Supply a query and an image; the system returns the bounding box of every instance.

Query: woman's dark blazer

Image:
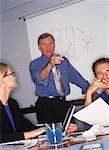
[0,98,36,143]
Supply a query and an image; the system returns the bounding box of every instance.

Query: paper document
[0,139,39,149]
[73,98,109,126]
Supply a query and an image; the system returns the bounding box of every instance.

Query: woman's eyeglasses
[4,72,16,77]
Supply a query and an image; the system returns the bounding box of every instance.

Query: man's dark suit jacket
[0,98,37,143]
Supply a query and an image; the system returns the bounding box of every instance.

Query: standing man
[84,57,109,107]
[29,33,89,124]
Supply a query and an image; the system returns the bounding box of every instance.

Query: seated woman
[0,63,77,143]
[84,57,109,107]
[0,63,45,143]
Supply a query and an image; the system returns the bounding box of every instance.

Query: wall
[0,19,37,124]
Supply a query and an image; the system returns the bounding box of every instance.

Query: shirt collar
[42,55,50,61]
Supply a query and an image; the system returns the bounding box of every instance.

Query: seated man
[84,57,109,106]
[67,57,109,131]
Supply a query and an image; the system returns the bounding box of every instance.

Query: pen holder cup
[46,122,63,145]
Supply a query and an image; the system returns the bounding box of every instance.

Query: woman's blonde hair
[0,63,8,78]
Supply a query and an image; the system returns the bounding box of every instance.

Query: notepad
[73,98,109,126]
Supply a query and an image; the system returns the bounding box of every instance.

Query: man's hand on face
[101,79,109,89]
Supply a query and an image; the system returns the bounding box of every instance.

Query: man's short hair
[92,57,109,76]
[38,33,55,45]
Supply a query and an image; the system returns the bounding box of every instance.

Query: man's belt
[38,96,65,100]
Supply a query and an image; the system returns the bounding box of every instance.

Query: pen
[7,142,25,145]
[45,123,52,131]
[52,123,57,144]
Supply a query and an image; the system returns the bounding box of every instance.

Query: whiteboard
[26,0,109,100]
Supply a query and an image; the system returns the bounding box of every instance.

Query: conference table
[0,133,109,150]
[29,133,109,150]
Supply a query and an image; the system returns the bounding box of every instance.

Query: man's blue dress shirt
[100,91,109,104]
[30,55,90,96]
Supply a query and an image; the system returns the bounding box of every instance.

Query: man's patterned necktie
[52,65,64,95]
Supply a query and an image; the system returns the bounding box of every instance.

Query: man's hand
[50,54,64,66]
[87,79,108,96]
[65,123,77,135]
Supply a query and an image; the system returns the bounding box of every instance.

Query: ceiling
[0,0,36,13]
[0,0,84,13]
[0,0,85,22]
